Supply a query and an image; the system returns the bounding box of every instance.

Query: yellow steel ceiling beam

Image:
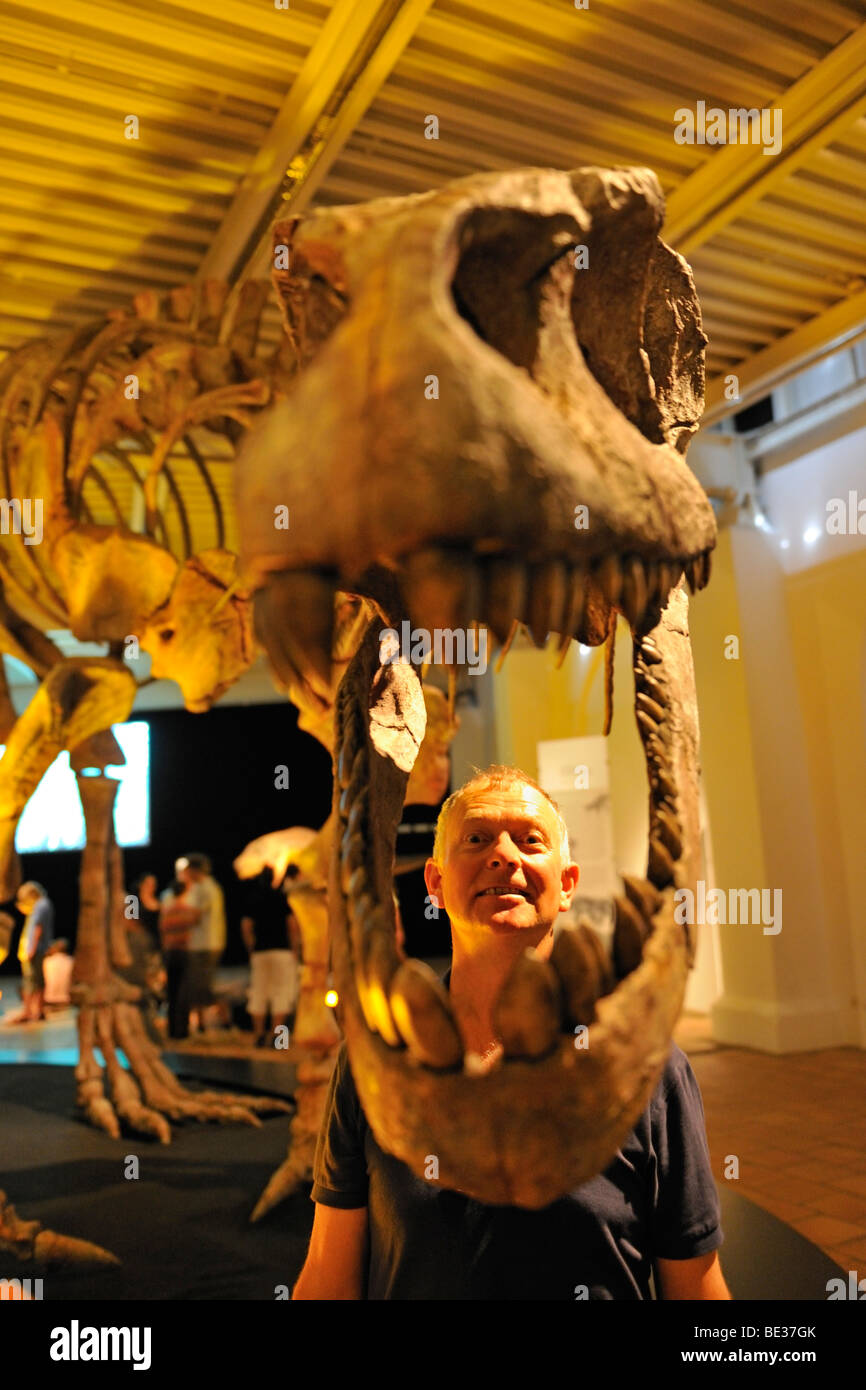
[663,23,866,253]
[702,288,866,427]
[198,0,435,285]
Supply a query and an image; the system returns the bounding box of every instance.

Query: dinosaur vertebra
[235,164,716,1207]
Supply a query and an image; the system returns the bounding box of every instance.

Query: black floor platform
[0,1063,312,1300]
[0,1062,846,1300]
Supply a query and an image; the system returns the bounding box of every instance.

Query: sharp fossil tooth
[613,896,649,977]
[346,746,367,799]
[613,905,647,970]
[637,671,666,706]
[528,559,567,646]
[347,865,367,903]
[482,557,527,645]
[656,769,677,802]
[550,924,607,1026]
[638,642,663,666]
[699,549,713,589]
[340,831,364,891]
[402,547,479,635]
[360,926,402,1048]
[561,562,587,638]
[620,555,647,628]
[554,633,573,669]
[347,791,368,843]
[337,741,353,789]
[594,554,623,607]
[351,890,375,933]
[636,708,659,739]
[578,918,616,994]
[636,690,665,724]
[622,873,661,922]
[648,837,675,888]
[685,558,697,594]
[389,959,464,1069]
[643,558,660,606]
[492,948,562,1059]
[655,806,683,861]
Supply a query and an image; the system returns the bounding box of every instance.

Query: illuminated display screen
[0,721,151,853]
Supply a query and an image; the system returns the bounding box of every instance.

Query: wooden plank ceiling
[2,0,866,452]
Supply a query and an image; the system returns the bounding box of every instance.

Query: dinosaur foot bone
[74,991,291,1141]
[0,1190,119,1269]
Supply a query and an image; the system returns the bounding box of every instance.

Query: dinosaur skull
[235,165,716,1207]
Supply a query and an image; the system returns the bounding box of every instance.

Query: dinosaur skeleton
[0,273,463,1253]
[235,164,717,1208]
[0,282,296,1261]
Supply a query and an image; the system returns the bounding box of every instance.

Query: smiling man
[293,765,730,1301]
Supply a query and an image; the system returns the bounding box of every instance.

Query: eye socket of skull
[450,208,583,373]
[448,178,707,457]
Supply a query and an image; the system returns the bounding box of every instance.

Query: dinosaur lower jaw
[296,563,701,1208]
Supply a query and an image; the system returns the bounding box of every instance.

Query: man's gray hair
[432,765,572,865]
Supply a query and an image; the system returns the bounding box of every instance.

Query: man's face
[425,784,579,937]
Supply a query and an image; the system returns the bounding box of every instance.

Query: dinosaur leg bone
[73,773,291,1140]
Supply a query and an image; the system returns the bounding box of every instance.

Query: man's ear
[424,858,443,908]
[559,862,580,912]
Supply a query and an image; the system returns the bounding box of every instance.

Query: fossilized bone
[235,682,458,1221]
[0,284,296,1261]
[235,164,716,1208]
[0,1189,119,1269]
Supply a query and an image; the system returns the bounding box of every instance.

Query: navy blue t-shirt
[311,1037,723,1300]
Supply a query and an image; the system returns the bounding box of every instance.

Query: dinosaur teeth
[685,549,713,593]
[392,546,707,670]
[636,708,659,739]
[340,828,364,892]
[550,922,609,1026]
[619,554,647,627]
[359,925,402,1048]
[636,670,666,705]
[492,948,563,1059]
[402,547,479,633]
[528,559,567,646]
[622,873,662,922]
[636,689,666,724]
[594,554,623,607]
[389,958,464,1069]
[648,837,675,889]
[482,557,528,645]
[613,896,650,978]
[654,805,683,861]
[562,561,587,637]
[699,548,713,589]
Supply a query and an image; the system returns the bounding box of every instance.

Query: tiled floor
[674,1012,866,1274]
